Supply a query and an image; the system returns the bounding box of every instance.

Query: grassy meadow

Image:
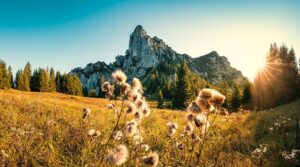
[0,89,300,166]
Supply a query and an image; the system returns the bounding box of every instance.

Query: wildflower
[196,97,214,113]
[121,83,131,95]
[184,123,194,135]
[128,89,142,101]
[142,107,151,117]
[186,112,194,122]
[187,101,200,113]
[88,129,101,137]
[166,122,178,137]
[107,104,115,109]
[175,142,185,150]
[142,152,159,167]
[126,101,137,113]
[106,144,129,165]
[199,89,213,99]
[112,70,127,84]
[101,81,111,92]
[193,113,207,128]
[208,90,225,106]
[141,144,150,151]
[281,149,300,163]
[191,132,201,142]
[112,130,123,141]
[269,127,274,132]
[124,120,138,136]
[82,108,91,120]
[133,134,143,145]
[251,144,268,158]
[134,111,143,121]
[88,129,96,136]
[132,77,143,92]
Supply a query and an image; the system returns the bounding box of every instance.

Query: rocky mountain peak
[132,25,147,37]
[72,25,248,96]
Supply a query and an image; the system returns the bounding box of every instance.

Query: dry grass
[0,89,299,166]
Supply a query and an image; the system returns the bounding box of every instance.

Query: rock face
[71,25,248,95]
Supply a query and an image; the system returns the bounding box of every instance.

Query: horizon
[0,0,300,80]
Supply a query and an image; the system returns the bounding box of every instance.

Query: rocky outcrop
[71,25,248,94]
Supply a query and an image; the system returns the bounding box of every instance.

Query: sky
[0,0,299,81]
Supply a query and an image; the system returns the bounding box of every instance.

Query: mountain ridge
[71,25,248,95]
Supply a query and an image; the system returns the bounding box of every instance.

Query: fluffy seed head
[191,132,201,142]
[184,123,194,135]
[208,90,225,106]
[175,142,185,150]
[186,112,194,122]
[133,134,143,145]
[142,107,151,117]
[196,97,214,113]
[125,120,138,136]
[82,108,91,120]
[88,129,96,136]
[132,77,143,92]
[194,113,207,128]
[141,144,150,151]
[101,82,111,92]
[199,89,213,99]
[128,89,142,101]
[142,152,159,167]
[126,101,137,113]
[121,83,131,95]
[112,70,127,84]
[166,122,178,137]
[106,144,129,165]
[107,104,115,109]
[112,130,123,141]
[187,101,200,113]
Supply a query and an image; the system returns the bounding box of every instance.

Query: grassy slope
[0,89,299,166]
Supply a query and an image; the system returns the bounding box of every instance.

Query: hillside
[71,25,248,96]
[0,90,299,166]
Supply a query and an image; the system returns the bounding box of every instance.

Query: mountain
[71,25,248,95]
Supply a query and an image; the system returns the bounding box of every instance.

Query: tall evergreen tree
[0,60,10,89]
[30,69,40,91]
[55,71,62,92]
[98,74,106,97]
[172,62,193,109]
[16,70,26,91]
[157,89,164,109]
[231,83,241,111]
[66,74,82,96]
[8,65,13,88]
[39,68,49,92]
[23,62,31,91]
[48,68,56,92]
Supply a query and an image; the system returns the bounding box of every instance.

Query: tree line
[0,61,82,96]
[252,43,300,109]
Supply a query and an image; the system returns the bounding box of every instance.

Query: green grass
[0,89,299,166]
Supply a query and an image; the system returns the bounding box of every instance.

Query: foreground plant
[164,88,225,165]
[94,70,159,166]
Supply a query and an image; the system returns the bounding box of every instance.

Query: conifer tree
[0,60,10,89]
[61,73,68,93]
[157,89,164,109]
[98,74,106,97]
[16,70,26,90]
[231,83,241,111]
[39,68,49,92]
[30,69,40,91]
[66,74,82,96]
[8,65,13,88]
[172,62,193,109]
[241,83,252,106]
[48,68,56,92]
[217,80,231,109]
[23,62,31,91]
[55,71,62,92]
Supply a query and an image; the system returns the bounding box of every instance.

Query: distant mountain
[71,25,248,95]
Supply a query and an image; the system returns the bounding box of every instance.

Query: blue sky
[0,0,299,80]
